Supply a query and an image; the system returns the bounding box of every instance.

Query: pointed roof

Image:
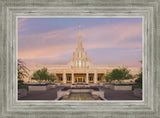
[77,24,83,49]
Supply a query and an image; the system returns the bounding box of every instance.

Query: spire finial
[77,24,83,49]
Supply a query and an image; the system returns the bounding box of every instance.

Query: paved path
[101,87,142,100]
[19,87,63,100]
[19,86,142,100]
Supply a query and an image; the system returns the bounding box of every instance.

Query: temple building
[26,25,140,84]
[43,24,123,84]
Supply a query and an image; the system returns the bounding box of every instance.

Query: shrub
[135,71,142,88]
[90,87,99,91]
[18,85,29,91]
[61,87,71,91]
[104,68,133,83]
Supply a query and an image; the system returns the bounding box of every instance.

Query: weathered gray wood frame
[0,0,159,118]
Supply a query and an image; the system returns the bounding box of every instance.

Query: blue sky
[18,17,142,67]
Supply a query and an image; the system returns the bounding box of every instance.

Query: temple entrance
[74,74,86,83]
[76,77,85,82]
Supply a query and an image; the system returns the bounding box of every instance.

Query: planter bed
[25,84,55,86]
[28,84,56,91]
[28,86,47,91]
[113,85,132,91]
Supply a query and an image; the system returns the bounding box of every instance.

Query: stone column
[86,73,89,84]
[72,73,74,84]
[94,71,97,84]
[63,72,66,84]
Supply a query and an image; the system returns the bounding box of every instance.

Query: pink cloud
[19,21,142,49]
[18,21,142,67]
[18,43,75,59]
[81,22,142,49]
[41,26,77,41]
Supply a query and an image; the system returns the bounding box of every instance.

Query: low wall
[57,90,70,98]
[55,83,61,86]
[104,84,114,89]
[29,85,56,91]
[98,83,104,86]
[71,89,91,93]
[89,84,99,86]
[71,85,90,88]
[113,85,132,91]
[91,90,104,98]
[133,88,142,98]
[46,85,56,89]
[29,86,47,91]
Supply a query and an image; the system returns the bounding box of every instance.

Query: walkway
[101,87,142,100]
[19,87,63,100]
[19,86,142,100]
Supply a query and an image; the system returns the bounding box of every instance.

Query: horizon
[18,17,142,68]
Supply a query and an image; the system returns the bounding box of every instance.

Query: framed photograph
[18,17,143,101]
[0,0,159,118]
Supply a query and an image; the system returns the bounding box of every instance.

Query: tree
[104,68,133,83]
[31,67,56,84]
[104,72,112,83]
[135,70,142,88]
[18,59,29,81]
[48,73,56,83]
[135,60,142,88]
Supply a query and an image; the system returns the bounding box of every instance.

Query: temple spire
[77,24,83,49]
[79,24,81,37]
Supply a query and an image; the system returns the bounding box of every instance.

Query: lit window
[67,77,70,81]
[60,77,63,81]
[79,60,81,67]
[79,50,81,57]
[90,77,93,81]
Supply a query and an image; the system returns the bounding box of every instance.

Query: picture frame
[0,0,159,118]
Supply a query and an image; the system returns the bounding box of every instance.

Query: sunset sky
[18,17,142,67]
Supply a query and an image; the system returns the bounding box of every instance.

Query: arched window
[79,60,81,67]
[79,50,81,58]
